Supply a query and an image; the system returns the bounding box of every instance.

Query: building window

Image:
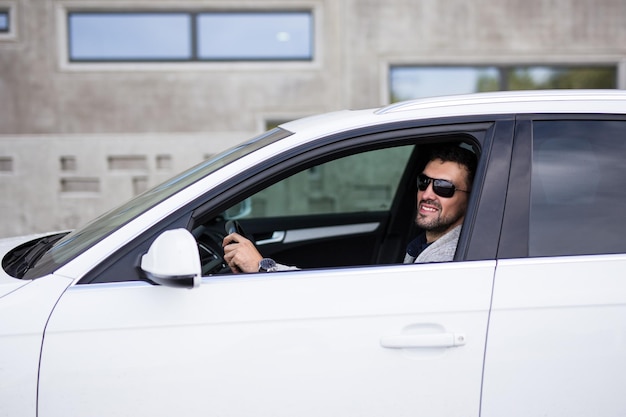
[0,10,9,32]
[390,65,618,102]
[197,12,312,60]
[67,10,313,63]
[68,13,192,61]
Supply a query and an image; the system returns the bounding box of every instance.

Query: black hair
[428,144,477,189]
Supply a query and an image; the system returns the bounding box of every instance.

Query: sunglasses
[417,173,468,198]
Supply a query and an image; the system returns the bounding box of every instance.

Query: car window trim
[498,113,626,260]
[460,119,515,261]
[83,117,503,284]
[191,119,497,224]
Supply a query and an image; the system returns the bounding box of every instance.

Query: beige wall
[1,0,626,237]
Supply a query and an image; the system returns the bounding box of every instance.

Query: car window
[529,120,626,257]
[240,146,414,218]
[20,128,292,279]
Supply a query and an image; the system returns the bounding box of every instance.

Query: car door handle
[380,333,466,349]
[256,231,286,245]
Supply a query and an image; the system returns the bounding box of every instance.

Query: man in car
[222,144,477,273]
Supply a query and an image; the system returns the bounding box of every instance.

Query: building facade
[1,0,625,237]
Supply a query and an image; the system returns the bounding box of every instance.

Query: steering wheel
[195,220,248,275]
[225,220,246,236]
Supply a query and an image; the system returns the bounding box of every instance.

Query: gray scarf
[403,225,462,264]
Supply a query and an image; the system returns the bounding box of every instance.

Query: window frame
[0,10,9,32]
[0,1,16,41]
[80,117,502,284]
[499,114,626,259]
[67,11,194,62]
[63,7,315,66]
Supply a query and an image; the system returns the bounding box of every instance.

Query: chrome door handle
[380,333,466,349]
[256,231,286,245]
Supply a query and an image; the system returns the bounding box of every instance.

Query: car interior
[190,137,481,275]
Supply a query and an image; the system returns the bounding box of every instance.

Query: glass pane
[68,13,192,61]
[390,66,500,101]
[0,11,8,32]
[390,65,618,102]
[197,12,312,60]
[22,128,292,279]
[246,146,414,218]
[507,67,617,90]
[530,120,626,257]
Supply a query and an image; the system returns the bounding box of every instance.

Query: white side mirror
[141,228,201,289]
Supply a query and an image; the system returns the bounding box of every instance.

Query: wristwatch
[258,258,278,272]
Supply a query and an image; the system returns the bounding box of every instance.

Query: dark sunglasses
[417,173,468,198]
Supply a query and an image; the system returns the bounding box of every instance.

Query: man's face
[416,158,470,242]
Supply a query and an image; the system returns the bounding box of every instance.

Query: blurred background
[0,0,624,238]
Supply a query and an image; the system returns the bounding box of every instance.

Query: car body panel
[39,261,495,416]
[0,274,72,417]
[482,255,626,417]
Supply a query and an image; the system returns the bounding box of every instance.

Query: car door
[39,262,495,417]
[482,117,626,417]
[37,122,511,417]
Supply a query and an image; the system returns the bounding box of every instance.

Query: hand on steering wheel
[222,220,263,273]
[195,220,249,275]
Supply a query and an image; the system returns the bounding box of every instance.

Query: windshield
[22,128,293,279]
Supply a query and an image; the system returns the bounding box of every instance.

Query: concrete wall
[1,0,625,237]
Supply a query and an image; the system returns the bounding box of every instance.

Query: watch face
[259,258,277,272]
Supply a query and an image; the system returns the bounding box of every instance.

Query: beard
[415,199,464,235]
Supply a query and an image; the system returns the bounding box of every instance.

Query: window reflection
[506,67,616,90]
[67,10,313,62]
[390,67,500,101]
[197,12,312,60]
[0,11,9,32]
[244,146,413,218]
[530,120,626,257]
[69,13,192,61]
[390,66,617,101]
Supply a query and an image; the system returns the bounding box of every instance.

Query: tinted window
[530,120,626,256]
[243,146,414,218]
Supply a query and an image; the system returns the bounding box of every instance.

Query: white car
[3,90,626,417]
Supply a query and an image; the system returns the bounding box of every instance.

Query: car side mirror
[140,228,201,289]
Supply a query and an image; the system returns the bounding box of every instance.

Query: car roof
[376,89,626,115]
[280,89,626,139]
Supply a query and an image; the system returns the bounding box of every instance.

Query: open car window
[192,144,418,274]
[81,128,486,285]
[192,137,480,275]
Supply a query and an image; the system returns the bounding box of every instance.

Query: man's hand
[222,233,263,273]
